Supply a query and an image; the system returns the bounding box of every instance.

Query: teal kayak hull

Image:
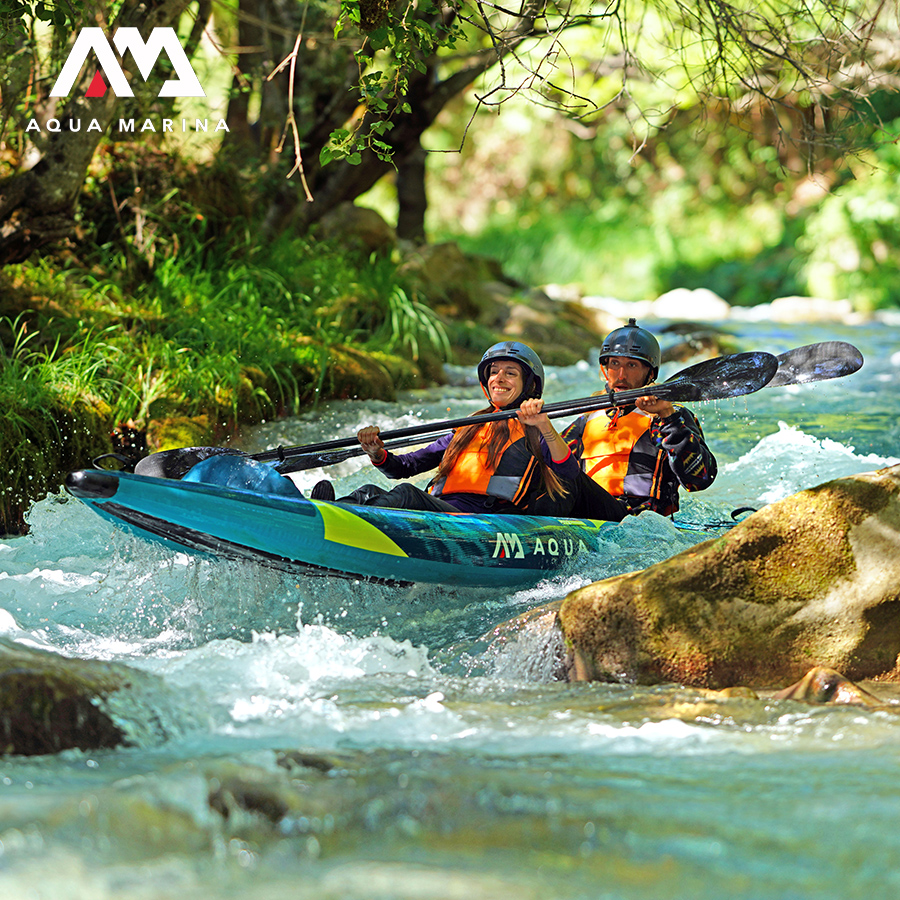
[65,468,621,588]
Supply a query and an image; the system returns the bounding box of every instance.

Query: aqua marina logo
[50,27,205,98]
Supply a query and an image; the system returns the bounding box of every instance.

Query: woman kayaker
[313,342,577,515]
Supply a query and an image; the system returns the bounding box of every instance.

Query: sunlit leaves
[0,0,83,40]
[321,0,464,165]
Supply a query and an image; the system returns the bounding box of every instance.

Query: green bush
[800,123,900,311]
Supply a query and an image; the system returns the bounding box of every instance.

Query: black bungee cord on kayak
[672,506,759,531]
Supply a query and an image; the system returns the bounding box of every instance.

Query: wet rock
[772,666,886,706]
[0,638,134,755]
[400,241,503,319]
[497,290,618,367]
[559,463,900,688]
[147,413,215,453]
[660,334,728,363]
[478,605,568,681]
[658,321,739,363]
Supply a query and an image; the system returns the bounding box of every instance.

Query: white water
[1,319,899,899]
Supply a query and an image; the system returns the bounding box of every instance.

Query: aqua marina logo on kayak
[491,532,588,559]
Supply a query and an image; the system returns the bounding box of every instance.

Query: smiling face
[486,360,525,407]
[601,356,653,391]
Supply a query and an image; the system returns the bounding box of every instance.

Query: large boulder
[559,463,900,688]
[400,241,503,320]
[399,244,619,366]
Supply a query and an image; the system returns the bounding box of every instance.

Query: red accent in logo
[86,70,107,98]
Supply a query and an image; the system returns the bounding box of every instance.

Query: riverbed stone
[771,666,886,706]
[0,638,133,755]
[318,202,396,253]
[559,463,900,688]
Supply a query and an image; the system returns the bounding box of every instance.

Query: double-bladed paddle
[127,341,862,479]
[272,350,778,474]
[132,350,775,478]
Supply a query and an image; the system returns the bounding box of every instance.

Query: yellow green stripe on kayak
[316,501,408,557]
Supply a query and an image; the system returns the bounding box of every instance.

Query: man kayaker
[312,342,578,515]
[561,318,717,521]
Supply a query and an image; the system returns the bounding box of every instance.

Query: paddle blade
[659,351,779,402]
[767,341,864,388]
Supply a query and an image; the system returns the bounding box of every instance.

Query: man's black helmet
[477,341,545,403]
[599,318,661,379]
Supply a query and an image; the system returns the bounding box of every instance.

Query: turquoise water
[1,318,899,899]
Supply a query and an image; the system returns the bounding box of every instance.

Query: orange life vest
[431,421,537,506]
[577,408,661,499]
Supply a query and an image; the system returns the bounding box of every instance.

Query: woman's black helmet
[477,341,545,403]
[599,318,661,379]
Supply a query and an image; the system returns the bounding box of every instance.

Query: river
[1,315,899,899]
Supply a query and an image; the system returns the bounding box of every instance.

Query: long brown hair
[435,407,568,502]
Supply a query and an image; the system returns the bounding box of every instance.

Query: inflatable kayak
[65,466,622,588]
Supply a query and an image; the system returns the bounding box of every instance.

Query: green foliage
[0,313,112,533]
[323,0,460,166]
[0,0,82,42]
[429,72,900,308]
[799,121,900,310]
[7,211,449,430]
[0,205,453,525]
[441,185,804,305]
[655,232,806,307]
[349,255,450,361]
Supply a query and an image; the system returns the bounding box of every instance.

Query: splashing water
[1,319,900,900]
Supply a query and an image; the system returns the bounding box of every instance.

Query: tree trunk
[396,140,428,243]
[222,0,295,163]
[260,5,544,242]
[0,0,200,265]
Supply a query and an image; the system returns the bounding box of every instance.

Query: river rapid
[1,316,899,899]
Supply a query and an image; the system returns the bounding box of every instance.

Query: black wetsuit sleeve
[655,407,717,491]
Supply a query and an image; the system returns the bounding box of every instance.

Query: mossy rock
[292,338,427,403]
[147,414,217,452]
[560,464,900,688]
[0,639,132,756]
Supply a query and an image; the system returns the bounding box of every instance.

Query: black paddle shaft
[254,351,777,464]
[276,345,863,474]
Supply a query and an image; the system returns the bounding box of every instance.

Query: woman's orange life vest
[430,421,537,506]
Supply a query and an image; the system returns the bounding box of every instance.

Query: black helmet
[477,341,545,402]
[599,318,661,379]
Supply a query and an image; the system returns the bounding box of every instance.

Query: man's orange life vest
[576,408,664,502]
